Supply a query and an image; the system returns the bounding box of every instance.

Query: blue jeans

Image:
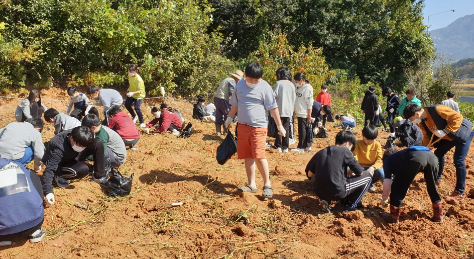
[342,121,356,128]
[434,129,474,194]
[13,146,34,165]
[125,97,144,123]
[363,166,384,184]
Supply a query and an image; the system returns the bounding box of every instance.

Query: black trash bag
[373,114,381,127]
[105,168,134,197]
[179,122,193,139]
[267,114,278,138]
[307,123,314,143]
[315,127,328,138]
[384,136,396,149]
[216,131,237,165]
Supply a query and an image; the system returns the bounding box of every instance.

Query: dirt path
[1,88,473,258]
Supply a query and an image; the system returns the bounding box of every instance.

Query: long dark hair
[28,89,41,107]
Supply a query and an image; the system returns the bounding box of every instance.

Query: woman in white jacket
[292,73,313,153]
[15,89,47,122]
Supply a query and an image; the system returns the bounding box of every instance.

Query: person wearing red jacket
[146,103,182,135]
[107,106,140,150]
[316,84,334,122]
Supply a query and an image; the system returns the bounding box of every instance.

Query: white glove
[85,105,92,115]
[145,127,150,134]
[126,92,133,97]
[433,129,446,138]
[375,110,380,116]
[380,199,389,207]
[382,179,392,201]
[224,117,233,129]
[45,193,55,205]
[313,127,319,135]
[277,124,286,137]
[317,122,322,128]
[311,117,316,123]
[389,108,394,113]
[34,162,43,172]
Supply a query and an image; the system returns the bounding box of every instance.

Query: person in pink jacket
[146,104,182,135]
[107,106,140,150]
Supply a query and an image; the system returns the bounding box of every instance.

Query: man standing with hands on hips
[225,62,285,199]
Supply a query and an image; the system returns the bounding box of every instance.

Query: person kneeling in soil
[381,146,443,223]
[44,108,82,135]
[305,130,374,212]
[107,105,140,150]
[192,96,207,121]
[145,103,182,135]
[42,126,107,206]
[82,114,127,168]
[0,158,46,246]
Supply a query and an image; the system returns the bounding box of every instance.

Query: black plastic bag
[307,123,314,143]
[384,136,396,149]
[373,114,381,127]
[267,114,277,138]
[105,168,134,197]
[315,127,328,138]
[179,122,193,139]
[216,131,237,165]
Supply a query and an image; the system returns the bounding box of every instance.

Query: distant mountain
[452,58,474,79]
[430,14,474,62]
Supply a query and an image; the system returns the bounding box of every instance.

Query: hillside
[431,14,474,61]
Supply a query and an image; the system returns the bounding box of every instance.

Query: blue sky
[422,0,474,31]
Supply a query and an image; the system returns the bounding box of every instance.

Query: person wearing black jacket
[192,96,206,121]
[395,119,423,147]
[41,126,106,206]
[361,86,379,127]
[382,87,400,137]
[305,131,374,212]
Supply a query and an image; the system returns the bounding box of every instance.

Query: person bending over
[66,86,90,120]
[107,105,140,150]
[306,130,374,212]
[44,108,82,135]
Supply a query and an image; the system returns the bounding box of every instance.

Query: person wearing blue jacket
[0,158,45,245]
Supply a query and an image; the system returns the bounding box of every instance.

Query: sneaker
[55,175,70,188]
[130,145,138,150]
[282,148,289,153]
[266,142,273,149]
[29,228,45,243]
[277,147,282,153]
[289,138,296,145]
[445,190,464,201]
[0,241,12,246]
[290,148,304,153]
[139,123,146,128]
[216,132,221,136]
[320,200,331,212]
[172,129,180,136]
[368,185,376,192]
[132,115,139,124]
[305,147,311,152]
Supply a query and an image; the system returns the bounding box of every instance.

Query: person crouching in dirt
[305,130,374,213]
[0,158,46,246]
[381,146,443,223]
[145,103,182,135]
[107,105,140,150]
[192,96,207,121]
[41,126,107,206]
[225,62,285,199]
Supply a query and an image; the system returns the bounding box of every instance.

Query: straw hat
[230,70,244,80]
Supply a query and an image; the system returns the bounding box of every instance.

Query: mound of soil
[1,88,474,258]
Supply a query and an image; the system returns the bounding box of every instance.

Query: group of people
[0,62,471,245]
[0,64,187,245]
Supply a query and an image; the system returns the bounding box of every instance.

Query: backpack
[179,122,193,139]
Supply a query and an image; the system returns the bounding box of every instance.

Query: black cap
[369,86,375,92]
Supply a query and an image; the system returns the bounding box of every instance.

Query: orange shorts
[236,123,268,159]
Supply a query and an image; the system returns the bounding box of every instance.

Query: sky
[422,0,474,31]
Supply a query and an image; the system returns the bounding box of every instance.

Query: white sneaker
[291,148,304,153]
[0,241,12,246]
[132,115,139,123]
[266,143,273,149]
[29,228,46,243]
[282,148,289,153]
[139,123,146,128]
[172,129,180,136]
[305,147,312,152]
[277,147,282,153]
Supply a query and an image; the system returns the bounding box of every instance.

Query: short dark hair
[244,62,263,79]
[322,105,331,115]
[151,107,159,113]
[160,103,168,110]
[405,88,415,95]
[382,147,398,160]
[294,72,306,82]
[335,130,356,151]
[44,108,59,122]
[362,125,378,140]
[447,91,455,98]
[26,118,44,132]
[197,96,205,103]
[88,107,100,118]
[108,105,121,117]
[70,126,94,147]
[321,84,327,89]
[403,103,422,119]
[67,86,77,96]
[128,64,138,72]
[82,114,102,128]
[276,67,292,81]
[87,85,100,94]
[382,87,392,96]
[335,114,341,120]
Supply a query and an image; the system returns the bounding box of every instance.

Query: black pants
[387,113,396,133]
[275,117,290,149]
[123,138,139,148]
[297,117,311,149]
[340,171,372,209]
[70,108,86,121]
[21,102,44,122]
[364,113,375,127]
[78,138,106,178]
[390,151,441,207]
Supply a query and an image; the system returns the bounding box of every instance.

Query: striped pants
[341,171,372,209]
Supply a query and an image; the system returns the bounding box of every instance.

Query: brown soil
[1,88,474,258]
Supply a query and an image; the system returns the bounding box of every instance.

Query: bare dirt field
[1,87,474,258]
